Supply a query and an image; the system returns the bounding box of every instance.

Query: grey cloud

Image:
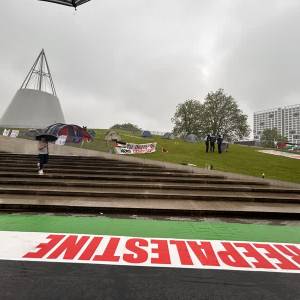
[1,0,300,131]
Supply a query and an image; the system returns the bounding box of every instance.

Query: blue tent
[185,134,199,143]
[142,130,152,138]
[163,132,175,140]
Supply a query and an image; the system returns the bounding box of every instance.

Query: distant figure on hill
[210,135,216,152]
[37,138,49,175]
[205,134,211,153]
[217,134,223,154]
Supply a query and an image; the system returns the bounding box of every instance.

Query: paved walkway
[0,214,299,299]
[258,149,300,160]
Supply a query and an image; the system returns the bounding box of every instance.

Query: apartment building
[253,104,300,144]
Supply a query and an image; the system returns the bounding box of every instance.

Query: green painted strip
[0,214,299,243]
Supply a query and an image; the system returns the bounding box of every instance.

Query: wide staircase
[0,153,300,218]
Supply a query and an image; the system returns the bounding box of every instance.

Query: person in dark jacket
[210,135,216,152]
[205,134,211,153]
[37,137,49,175]
[217,134,223,154]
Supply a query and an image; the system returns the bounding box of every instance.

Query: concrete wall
[0,136,100,157]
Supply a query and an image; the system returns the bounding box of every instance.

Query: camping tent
[142,130,152,138]
[24,128,44,139]
[88,129,96,138]
[45,123,92,143]
[162,132,175,140]
[105,130,121,142]
[185,134,199,143]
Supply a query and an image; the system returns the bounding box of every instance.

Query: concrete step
[0,163,171,172]
[0,153,297,219]
[0,186,299,203]
[0,172,266,185]
[0,157,157,166]
[0,194,299,218]
[0,154,125,164]
[0,179,297,193]
[0,153,114,160]
[0,161,164,169]
[0,167,225,178]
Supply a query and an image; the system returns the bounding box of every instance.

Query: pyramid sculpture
[0,49,65,128]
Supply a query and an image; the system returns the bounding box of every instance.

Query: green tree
[201,89,250,141]
[171,99,203,136]
[260,128,287,148]
[171,89,250,141]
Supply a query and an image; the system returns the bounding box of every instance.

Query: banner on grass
[55,135,67,146]
[115,142,157,155]
[10,130,19,138]
[2,129,10,137]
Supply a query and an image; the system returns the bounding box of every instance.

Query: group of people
[205,134,223,154]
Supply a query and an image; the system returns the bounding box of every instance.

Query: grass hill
[78,129,300,184]
[1,127,299,183]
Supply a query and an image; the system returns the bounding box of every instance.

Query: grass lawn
[77,129,300,184]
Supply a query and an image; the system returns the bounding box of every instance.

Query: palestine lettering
[23,234,300,273]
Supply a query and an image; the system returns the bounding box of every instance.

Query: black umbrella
[36,134,58,142]
[39,0,91,9]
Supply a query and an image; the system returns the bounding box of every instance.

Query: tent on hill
[142,130,152,138]
[24,128,44,139]
[105,130,121,142]
[184,134,199,143]
[162,132,175,140]
[88,129,96,138]
[45,123,93,143]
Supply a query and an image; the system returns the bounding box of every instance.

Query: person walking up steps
[38,137,49,175]
[205,134,211,153]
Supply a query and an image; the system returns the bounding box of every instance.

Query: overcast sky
[1,0,300,131]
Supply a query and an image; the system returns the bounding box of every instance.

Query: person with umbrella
[36,134,57,175]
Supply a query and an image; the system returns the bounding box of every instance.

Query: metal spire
[21,49,57,96]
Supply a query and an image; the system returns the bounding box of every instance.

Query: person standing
[217,134,223,154]
[210,135,216,152]
[38,137,49,175]
[205,134,211,153]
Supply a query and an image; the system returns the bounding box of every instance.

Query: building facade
[253,104,300,144]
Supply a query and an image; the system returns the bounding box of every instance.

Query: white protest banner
[115,142,157,155]
[10,130,19,138]
[2,129,10,137]
[55,135,67,146]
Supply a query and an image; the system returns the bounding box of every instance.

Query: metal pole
[38,49,44,91]
[21,50,42,89]
[44,50,57,96]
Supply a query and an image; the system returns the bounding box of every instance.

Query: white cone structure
[0,49,65,128]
